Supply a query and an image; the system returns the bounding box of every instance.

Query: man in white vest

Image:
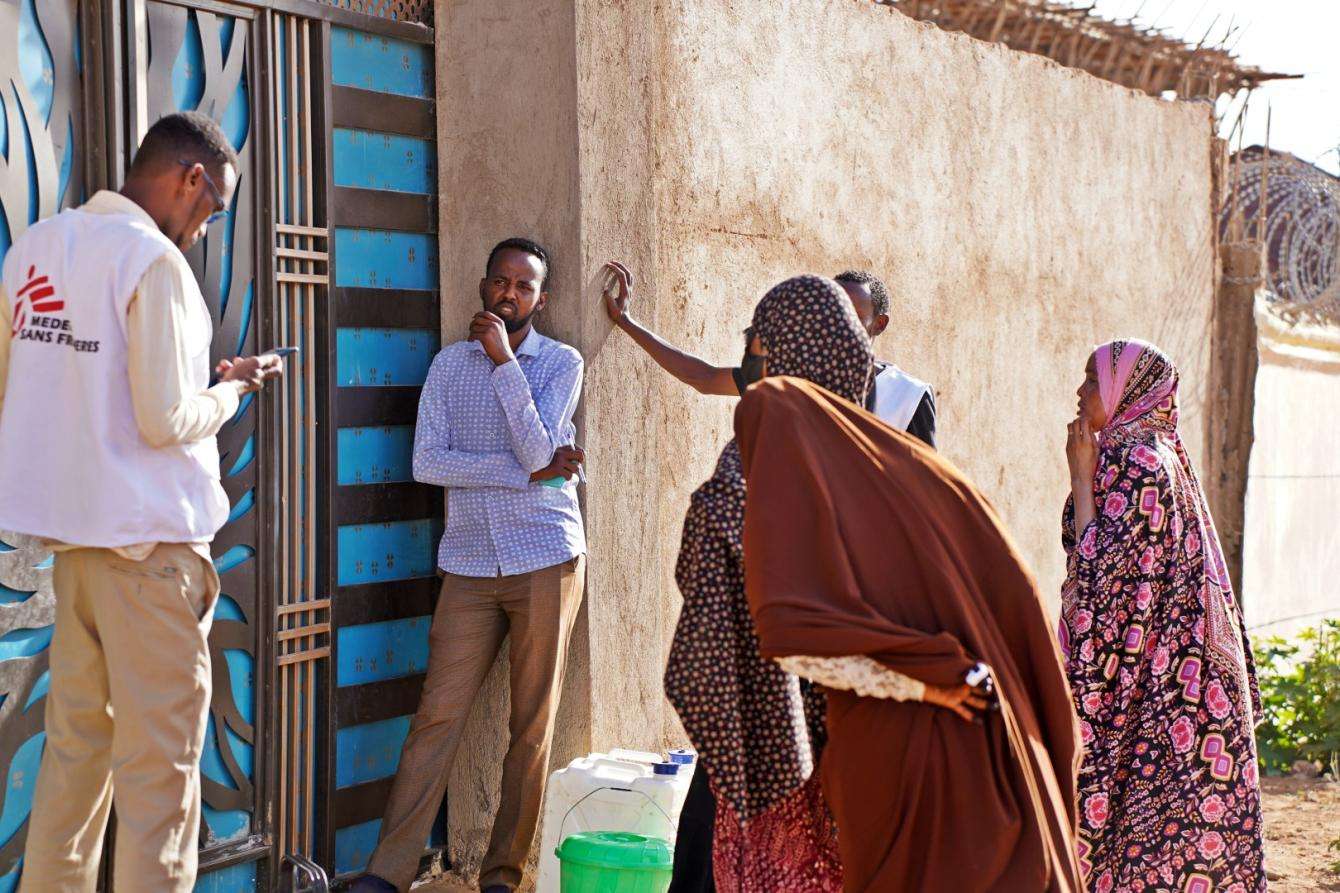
[832,269,936,448]
[0,111,281,893]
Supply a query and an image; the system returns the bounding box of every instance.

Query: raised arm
[617,317,741,396]
[602,261,741,397]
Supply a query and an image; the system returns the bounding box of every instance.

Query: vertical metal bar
[270,11,291,863]
[125,0,151,151]
[301,18,319,859]
[286,13,304,859]
[101,0,129,187]
[253,11,282,885]
[287,10,301,637]
[290,659,300,856]
[314,18,338,869]
[79,0,109,194]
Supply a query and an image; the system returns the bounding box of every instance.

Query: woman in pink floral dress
[1061,339,1266,892]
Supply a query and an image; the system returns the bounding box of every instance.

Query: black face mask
[738,327,766,388]
[739,349,766,388]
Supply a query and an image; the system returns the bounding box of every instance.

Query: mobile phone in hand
[264,346,300,359]
[965,662,1000,711]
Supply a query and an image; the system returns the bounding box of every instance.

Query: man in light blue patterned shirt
[358,238,586,893]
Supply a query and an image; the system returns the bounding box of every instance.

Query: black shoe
[348,875,397,893]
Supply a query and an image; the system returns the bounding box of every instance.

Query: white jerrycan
[535,753,653,892]
[535,749,698,892]
[629,761,692,837]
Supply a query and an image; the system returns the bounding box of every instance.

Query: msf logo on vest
[10,265,100,353]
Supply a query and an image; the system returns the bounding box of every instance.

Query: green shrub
[1252,619,1340,777]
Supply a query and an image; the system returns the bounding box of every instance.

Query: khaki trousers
[367,556,586,892]
[19,544,219,893]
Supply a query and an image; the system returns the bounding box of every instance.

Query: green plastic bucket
[556,831,673,893]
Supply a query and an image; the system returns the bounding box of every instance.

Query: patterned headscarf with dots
[750,274,873,404]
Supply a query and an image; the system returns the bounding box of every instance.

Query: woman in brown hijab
[735,374,1084,892]
[664,276,986,892]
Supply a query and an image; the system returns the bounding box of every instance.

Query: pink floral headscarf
[1089,339,1230,592]
[1093,338,1178,433]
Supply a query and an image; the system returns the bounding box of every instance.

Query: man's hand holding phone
[531,445,585,485]
[216,352,286,393]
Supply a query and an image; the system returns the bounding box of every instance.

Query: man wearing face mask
[352,238,586,893]
[600,262,936,447]
[0,111,281,892]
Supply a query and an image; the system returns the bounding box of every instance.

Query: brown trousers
[367,556,586,892]
[19,544,219,893]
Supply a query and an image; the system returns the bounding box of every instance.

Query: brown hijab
[736,376,1082,893]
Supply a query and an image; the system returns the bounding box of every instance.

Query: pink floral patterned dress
[1061,340,1265,893]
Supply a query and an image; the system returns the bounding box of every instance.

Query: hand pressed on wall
[601,260,634,326]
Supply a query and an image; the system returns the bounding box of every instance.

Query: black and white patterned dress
[664,275,876,892]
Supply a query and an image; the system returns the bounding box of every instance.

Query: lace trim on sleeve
[777,655,926,702]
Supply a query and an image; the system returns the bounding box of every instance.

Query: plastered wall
[1241,317,1340,641]
[433,0,1217,884]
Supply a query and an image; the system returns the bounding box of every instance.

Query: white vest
[0,204,229,546]
[872,364,931,431]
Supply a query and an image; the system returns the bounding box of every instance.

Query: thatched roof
[875,0,1297,101]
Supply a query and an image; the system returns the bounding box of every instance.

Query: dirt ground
[1263,776,1340,892]
[416,776,1340,892]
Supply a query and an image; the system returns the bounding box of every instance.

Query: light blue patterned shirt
[413,329,586,577]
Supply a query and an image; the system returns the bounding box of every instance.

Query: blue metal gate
[0,1,440,889]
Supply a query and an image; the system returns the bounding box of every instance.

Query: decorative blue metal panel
[336,617,431,687]
[328,21,440,881]
[199,611,256,845]
[336,521,439,586]
[336,426,415,485]
[0,0,83,258]
[332,816,442,879]
[193,861,258,893]
[332,129,433,194]
[333,819,381,878]
[334,715,411,788]
[330,27,431,98]
[4,3,439,889]
[332,228,436,290]
[335,327,437,387]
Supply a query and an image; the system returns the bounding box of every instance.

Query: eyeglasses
[179,159,230,225]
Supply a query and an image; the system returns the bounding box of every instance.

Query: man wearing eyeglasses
[0,111,281,893]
